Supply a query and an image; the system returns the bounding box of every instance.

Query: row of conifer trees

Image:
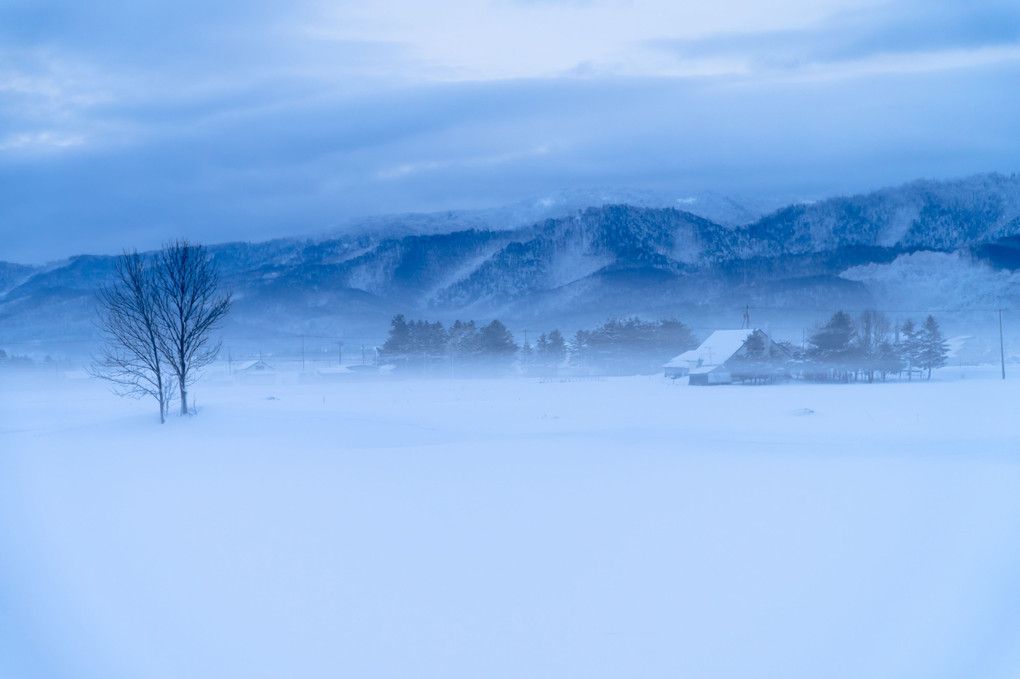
[378,315,697,374]
[798,311,949,382]
[377,310,951,380]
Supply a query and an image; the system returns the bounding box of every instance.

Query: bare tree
[153,239,231,415]
[90,251,175,423]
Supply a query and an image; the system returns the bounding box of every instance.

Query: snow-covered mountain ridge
[3,173,1020,347]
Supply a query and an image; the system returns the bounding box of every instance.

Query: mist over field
[4,366,1020,679]
[6,137,1020,679]
[6,0,1020,676]
[4,197,1020,678]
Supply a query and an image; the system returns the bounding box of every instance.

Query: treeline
[378,310,952,381]
[379,315,519,374]
[799,311,949,382]
[0,349,57,368]
[568,317,695,374]
[378,315,697,375]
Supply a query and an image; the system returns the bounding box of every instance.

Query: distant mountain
[3,173,1020,357]
[742,173,1020,255]
[316,187,788,241]
[0,261,40,297]
[671,191,796,228]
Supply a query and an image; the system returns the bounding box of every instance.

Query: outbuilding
[664,329,789,385]
[236,358,275,384]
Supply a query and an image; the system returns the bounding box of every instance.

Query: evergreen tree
[900,318,921,380]
[727,330,792,384]
[728,330,768,383]
[418,321,448,359]
[535,332,549,356]
[379,315,447,372]
[478,320,518,366]
[545,329,567,365]
[570,329,592,366]
[807,311,856,381]
[876,339,904,380]
[567,316,695,374]
[448,320,480,363]
[381,314,411,357]
[917,315,949,379]
[743,331,766,357]
[533,329,567,375]
[657,319,696,356]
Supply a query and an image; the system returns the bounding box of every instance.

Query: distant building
[664,329,789,385]
[236,358,274,374]
[314,364,382,382]
[236,358,275,384]
[315,365,354,382]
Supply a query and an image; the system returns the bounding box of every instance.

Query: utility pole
[999,309,1006,380]
[338,341,343,367]
[742,305,750,329]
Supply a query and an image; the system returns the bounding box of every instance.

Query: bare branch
[90,251,173,423]
[152,239,232,415]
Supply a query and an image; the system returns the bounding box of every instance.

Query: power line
[740,306,1017,314]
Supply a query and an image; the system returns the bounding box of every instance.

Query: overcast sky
[3,0,1020,262]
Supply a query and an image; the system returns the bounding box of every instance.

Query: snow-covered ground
[3,368,1020,679]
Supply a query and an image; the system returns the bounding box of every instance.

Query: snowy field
[3,367,1020,679]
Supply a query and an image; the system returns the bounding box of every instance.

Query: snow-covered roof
[690,365,726,375]
[237,359,273,371]
[946,335,973,358]
[664,349,699,368]
[315,366,354,375]
[664,329,756,368]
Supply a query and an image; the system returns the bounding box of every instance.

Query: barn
[664,329,788,385]
[235,358,275,384]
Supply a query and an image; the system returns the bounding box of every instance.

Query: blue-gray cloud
[5,63,1020,262]
[502,0,599,5]
[655,0,1020,69]
[3,0,1020,263]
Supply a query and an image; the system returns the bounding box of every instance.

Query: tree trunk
[157,376,165,424]
[180,389,188,416]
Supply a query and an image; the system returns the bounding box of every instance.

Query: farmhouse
[235,358,275,384]
[664,329,789,385]
[311,364,384,382]
[236,358,274,374]
[315,365,354,382]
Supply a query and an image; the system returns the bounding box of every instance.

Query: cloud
[501,0,601,6]
[2,0,1020,262]
[653,0,1020,73]
[0,131,84,150]
[3,63,1020,262]
[376,145,554,180]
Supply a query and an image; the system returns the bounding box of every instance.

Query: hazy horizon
[4,0,1020,262]
[4,171,1018,266]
